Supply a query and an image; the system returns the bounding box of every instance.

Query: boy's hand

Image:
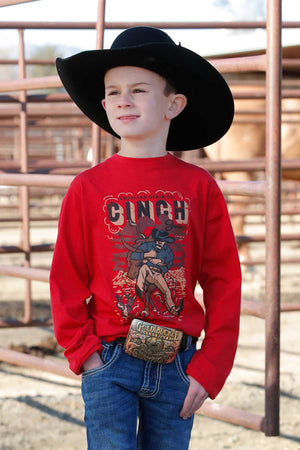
[82,351,103,372]
[180,376,208,420]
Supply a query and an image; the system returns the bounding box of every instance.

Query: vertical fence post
[18,28,32,323]
[91,0,107,166]
[264,0,282,436]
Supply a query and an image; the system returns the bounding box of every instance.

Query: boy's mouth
[118,114,139,121]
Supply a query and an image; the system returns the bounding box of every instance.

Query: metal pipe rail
[2,158,300,174]
[197,158,300,173]
[0,60,299,94]
[0,172,267,196]
[0,20,299,30]
[0,264,49,282]
[0,347,78,379]
[0,0,39,6]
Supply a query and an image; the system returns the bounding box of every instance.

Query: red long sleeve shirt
[50,153,241,399]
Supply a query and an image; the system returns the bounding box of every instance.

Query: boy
[50,27,241,450]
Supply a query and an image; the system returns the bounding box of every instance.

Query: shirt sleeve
[50,177,102,375]
[186,179,242,399]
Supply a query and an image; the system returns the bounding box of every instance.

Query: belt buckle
[124,319,183,364]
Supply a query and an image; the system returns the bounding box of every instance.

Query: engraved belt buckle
[124,319,183,364]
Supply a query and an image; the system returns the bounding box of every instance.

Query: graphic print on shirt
[103,190,190,322]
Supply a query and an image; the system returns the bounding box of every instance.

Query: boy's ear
[101,99,106,110]
[166,94,187,120]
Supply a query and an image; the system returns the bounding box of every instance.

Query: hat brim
[56,43,234,151]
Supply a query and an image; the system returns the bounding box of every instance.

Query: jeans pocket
[175,344,196,386]
[175,353,190,385]
[82,343,121,378]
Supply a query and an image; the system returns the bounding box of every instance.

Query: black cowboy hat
[151,229,174,243]
[56,26,234,151]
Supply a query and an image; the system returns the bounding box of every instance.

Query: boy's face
[102,66,185,143]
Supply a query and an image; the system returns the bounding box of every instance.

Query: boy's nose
[118,92,133,108]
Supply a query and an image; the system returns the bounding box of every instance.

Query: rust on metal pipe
[264,0,282,436]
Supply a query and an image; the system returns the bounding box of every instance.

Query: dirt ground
[0,210,300,449]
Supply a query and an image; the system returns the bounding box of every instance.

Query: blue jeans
[81,339,196,450]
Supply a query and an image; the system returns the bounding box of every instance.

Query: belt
[113,333,197,352]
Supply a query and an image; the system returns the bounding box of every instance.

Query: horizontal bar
[0,93,70,102]
[0,264,49,281]
[0,172,266,196]
[241,257,300,265]
[232,89,300,99]
[0,0,39,6]
[0,21,299,30]
[280,303,300,312]
[230,207,300,216]
[198,158,300,172]
[197,402,264,431]
[241,300,265,318]
[1,158,299,174]
[0,243,55,252]
[0,58,296,70]
[0,59,54,65]
[237,233,300,244]
[0,346,78,380]
[9,55,300,74]
[217,180,265,196]
[242,300,300,315]
[0,172,73,187]
[0,317,53,328]
[0,103,82,116]
[1,298,297,329]
[213,55,266,73]
[0,75,61,93]
[0,159,90,170]
[2,57,266,92]
[1,87,299,102]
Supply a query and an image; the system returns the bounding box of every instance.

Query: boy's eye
[133,88,146,94]
[107,90,119,96]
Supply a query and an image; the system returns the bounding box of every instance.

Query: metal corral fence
[0,0,299,437]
